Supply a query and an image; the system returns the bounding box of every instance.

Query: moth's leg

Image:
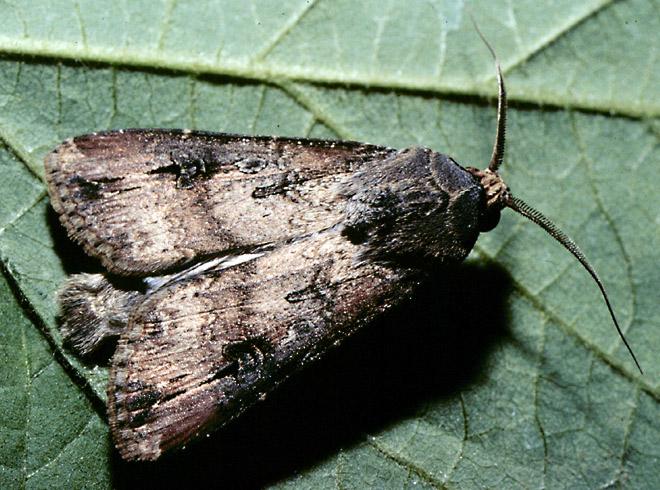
[58,273,144,357]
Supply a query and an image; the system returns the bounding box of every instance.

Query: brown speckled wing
[45,129,395,275]
[108,228,415,461]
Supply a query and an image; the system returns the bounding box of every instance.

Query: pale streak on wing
[108,229,414,461]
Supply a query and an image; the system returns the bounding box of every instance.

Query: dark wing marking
[108,228,416,461]
[45,129,395,275]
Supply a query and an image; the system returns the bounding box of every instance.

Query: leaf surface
[0,1,658,488]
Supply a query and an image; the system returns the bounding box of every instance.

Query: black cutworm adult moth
[45,34,641,461]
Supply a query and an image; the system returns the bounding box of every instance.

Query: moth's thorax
[342,147,484,264]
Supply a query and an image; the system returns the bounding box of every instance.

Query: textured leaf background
[0,0,658,488]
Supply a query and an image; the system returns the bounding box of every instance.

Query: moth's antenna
[505,196,643,375]
[471,18,506,171]
[468,20,643,374]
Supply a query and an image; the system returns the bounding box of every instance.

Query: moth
[45,35,641,462]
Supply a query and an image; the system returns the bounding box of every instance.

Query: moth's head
[466,166,508,232]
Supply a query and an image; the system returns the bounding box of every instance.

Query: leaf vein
[251,0,320,63]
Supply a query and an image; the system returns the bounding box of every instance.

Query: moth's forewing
[108,229,416,461]
[45,129,395,276]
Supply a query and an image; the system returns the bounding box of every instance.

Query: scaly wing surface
[108,228,415,461]
[45,129,394,275]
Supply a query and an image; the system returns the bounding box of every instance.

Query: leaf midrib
[0,0,654,119]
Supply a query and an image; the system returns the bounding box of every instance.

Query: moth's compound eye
[479,209,501,232]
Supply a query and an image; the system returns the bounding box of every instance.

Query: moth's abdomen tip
[57,273,141,357]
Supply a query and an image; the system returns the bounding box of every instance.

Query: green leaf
[0,0,658,488]
[0,265,111,488]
